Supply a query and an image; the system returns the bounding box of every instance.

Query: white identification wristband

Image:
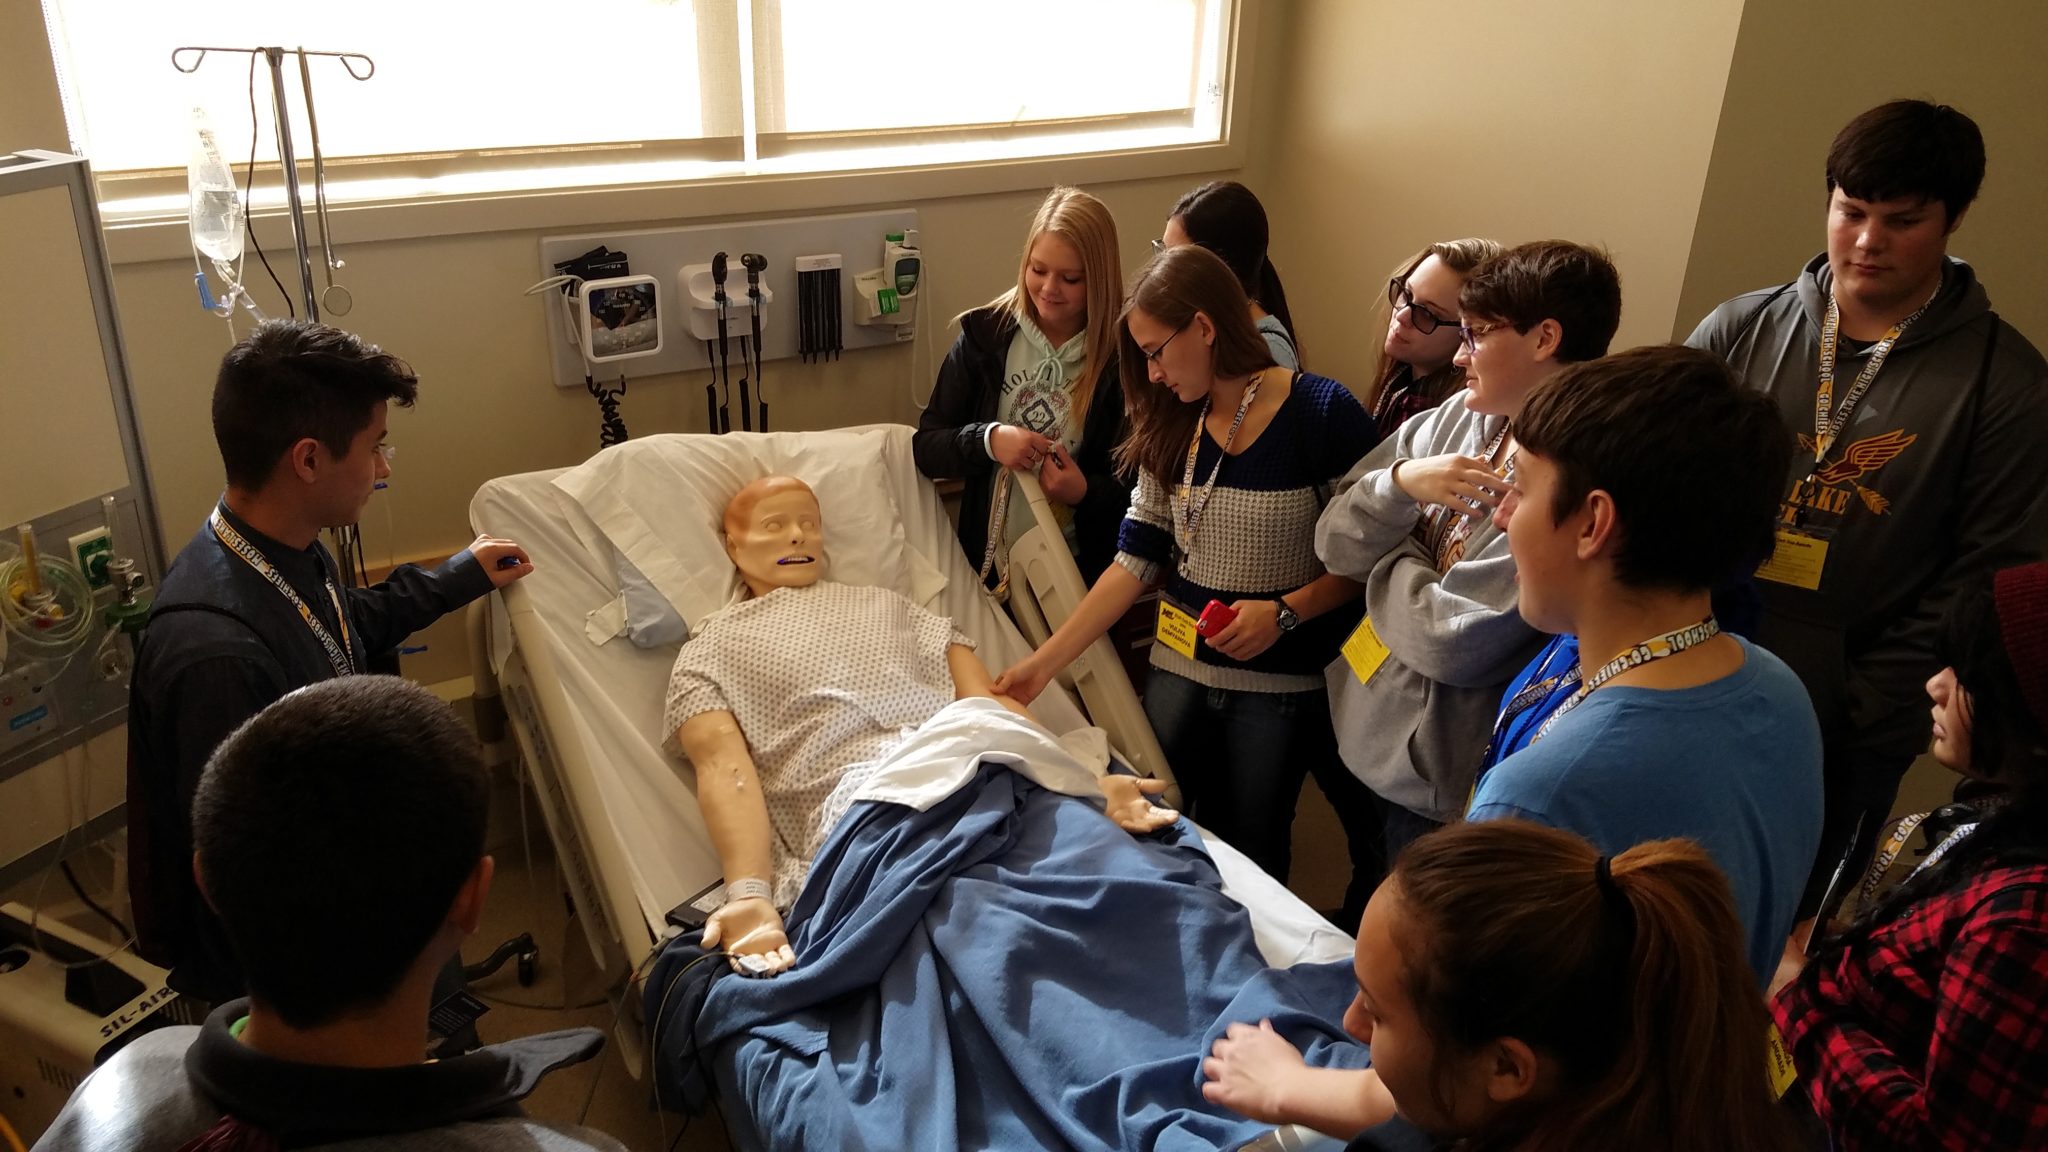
[724,877,772,904]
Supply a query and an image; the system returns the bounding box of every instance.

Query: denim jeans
[1142,669,1337,884]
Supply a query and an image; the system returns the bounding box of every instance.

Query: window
[39,0,1233,215]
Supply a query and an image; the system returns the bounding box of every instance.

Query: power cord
[60,860,132,940]
[243,51,292,318]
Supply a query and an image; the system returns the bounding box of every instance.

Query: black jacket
[913,306,1132,583]
[126,501,494,1001]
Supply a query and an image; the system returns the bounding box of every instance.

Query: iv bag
[188,107,244,264]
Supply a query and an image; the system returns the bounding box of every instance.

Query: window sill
[97,137,1246,266]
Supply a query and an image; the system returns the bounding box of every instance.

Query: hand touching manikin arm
[947,642,1177,834]
[675,710,796,977]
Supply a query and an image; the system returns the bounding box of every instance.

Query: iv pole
[170,45,374,323]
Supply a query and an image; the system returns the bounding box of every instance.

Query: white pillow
[551,429,914,638]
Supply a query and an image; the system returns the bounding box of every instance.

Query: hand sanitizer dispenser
[855,229,919,339]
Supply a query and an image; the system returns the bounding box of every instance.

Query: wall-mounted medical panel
[536,209,919,390]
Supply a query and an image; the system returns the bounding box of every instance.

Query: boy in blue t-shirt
[1469,344,1824,985]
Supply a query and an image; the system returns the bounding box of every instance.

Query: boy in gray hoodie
[1314,241,1621,923]
[1686,99,2048,923]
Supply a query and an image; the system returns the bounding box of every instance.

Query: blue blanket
[647,763,1371,1151]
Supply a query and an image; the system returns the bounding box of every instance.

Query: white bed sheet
[469,428,1352,970]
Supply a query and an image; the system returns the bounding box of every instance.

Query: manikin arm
[948,643,1175,834]
[675,710,796,976]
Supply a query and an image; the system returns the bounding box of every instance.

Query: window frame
[57,0,1259,265]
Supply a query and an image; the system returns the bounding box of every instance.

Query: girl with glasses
[914,186,1132,590]
[1158,181,1304,372]
[1367,239,1502,442]
[993,244,1376,885]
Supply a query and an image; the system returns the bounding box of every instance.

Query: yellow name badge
[1155,599,1200,661]
[1756,529,1829,591]
[1341,616,1392,684]
[1765,1022,1799,1101]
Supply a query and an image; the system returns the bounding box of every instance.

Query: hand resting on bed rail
[669,475,1175,977]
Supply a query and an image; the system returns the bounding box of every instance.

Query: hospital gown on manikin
[663,581,972,907]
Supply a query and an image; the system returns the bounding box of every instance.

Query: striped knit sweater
[1116,372,1376,692]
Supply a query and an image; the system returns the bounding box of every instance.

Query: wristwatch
[1273,599,1300,632]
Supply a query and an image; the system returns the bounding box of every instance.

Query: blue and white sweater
[1116,372,1376,693]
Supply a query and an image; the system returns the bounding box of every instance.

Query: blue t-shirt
[1467,636,1823,985]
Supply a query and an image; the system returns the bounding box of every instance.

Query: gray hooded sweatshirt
[1315,393,1543,819]
[1686,254,2048,777]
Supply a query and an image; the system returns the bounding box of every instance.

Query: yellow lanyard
[1420,420,1512,573]
[1813,290,1934,465]
[1535,618,1719,741]
[211,508,357,678]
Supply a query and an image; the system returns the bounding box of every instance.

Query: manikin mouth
[776,555,816,566]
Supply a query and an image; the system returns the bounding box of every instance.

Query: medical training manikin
[666,475,1172,975]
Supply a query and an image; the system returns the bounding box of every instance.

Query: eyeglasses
[1458,320,1508,353]
[1150,238,1166,255]
[373,443,398,462]
[1143,320,1191,363]
[1385,276,1457,335]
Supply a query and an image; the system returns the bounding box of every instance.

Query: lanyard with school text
[211,508,357,678]
[1534,617,1720,741]
[1174,371,1263,566]
[1812,290,1934,466]
[1420,420,1513,573]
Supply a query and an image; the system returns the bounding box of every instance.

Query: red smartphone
[1196,599,1238,638]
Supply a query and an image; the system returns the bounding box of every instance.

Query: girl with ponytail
[1775,561,2048,1151]
[1203,819,1798,1151]
[1159,181,1304,371]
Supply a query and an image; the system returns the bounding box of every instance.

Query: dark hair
[1826,99,1985,226]
[1811,574,2048,968]
[1515,345,1789,592]
[1392,820,1798,1152]
[213,319,419,490]
[1459,241,1622,363]
[1169,181,1303,368]
[1114,245,1277,485]
[193,676,489,1029]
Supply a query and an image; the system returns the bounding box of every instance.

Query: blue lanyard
[1477,637,1579,776]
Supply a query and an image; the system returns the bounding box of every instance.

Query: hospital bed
[466,425,1358,1145]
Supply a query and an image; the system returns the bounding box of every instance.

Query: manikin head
[723,475,827,598]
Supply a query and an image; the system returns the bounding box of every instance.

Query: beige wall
[1674,0,2048,342]
[1255,0,1745,391]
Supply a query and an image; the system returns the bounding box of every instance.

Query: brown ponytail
[1391,820,1798,1152]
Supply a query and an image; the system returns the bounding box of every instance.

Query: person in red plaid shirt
[1774,559,2048,1150]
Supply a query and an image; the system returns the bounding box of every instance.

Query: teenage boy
[39,677,622,1152]
[128,320,533,1003]
[1686,99,2048,915]
[1314,241,1621,924]
[1469,344,1823,983]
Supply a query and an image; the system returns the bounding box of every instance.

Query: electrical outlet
[69,527,113,589]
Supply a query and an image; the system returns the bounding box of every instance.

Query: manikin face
[1827,188,1954,318]
[1025,233,1088,338]
[1127,305,1214,407]
[1386,255,1466,374]
[724,479,826,597]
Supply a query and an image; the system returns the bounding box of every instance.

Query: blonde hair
[984,187,1124,426]
[1367,238,1502,408]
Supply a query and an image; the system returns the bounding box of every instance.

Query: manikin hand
[1037,442,1087,505]
[1392,453,1507,516]
[1101,774,1177,834]
[991,653,1056,705]
[701,896,795,977]
[989,424,1056,472]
